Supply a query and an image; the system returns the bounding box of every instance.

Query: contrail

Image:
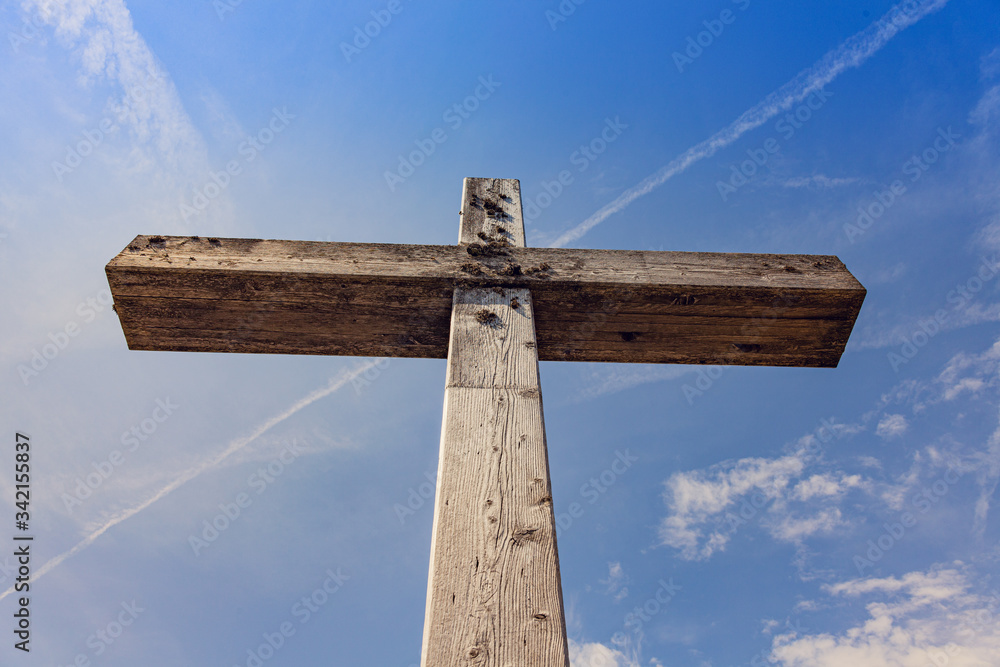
[0,361,379,601]
[550,0,951,248]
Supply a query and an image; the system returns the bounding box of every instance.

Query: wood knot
[619,331,639,342]
[208,238,222,247]
[467,647,481,658]
[460,262,484,276]
[475,310,501,328]
[511,527,539,545]
[499,263,522,276]
[482,199,505,219]
[732,343,762,353]
[510,296,520,309]
[533,612,549,621]
[466,238,510,257]
[523,262,552,276]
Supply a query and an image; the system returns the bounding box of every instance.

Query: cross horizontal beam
[106,235,865,367]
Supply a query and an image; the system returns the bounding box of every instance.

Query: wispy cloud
[771,567,1000,666]
[24,0,208,178]
[772,174,861,189]
[660,452,810,560]
[0,362,378,602]
[876,413,909,438]
[600,561,629,603]
[550,0,951,248]
[568,366,694,403]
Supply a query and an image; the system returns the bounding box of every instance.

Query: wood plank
[107,235,865,366]
[422,178,569,666]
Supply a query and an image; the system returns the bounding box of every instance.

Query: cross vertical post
[421,179,569,665]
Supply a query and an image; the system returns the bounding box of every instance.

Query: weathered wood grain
[105,224,865,367]
[422,178,569,666]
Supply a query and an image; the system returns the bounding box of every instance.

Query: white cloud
[659,440,881,560]
[858,455,883,469]
[660,453,807,559]
[569,639,636,667]
[770,567,1000,666]
[792,474,862,501]
[875,414,909,438]
[770,507,846,542]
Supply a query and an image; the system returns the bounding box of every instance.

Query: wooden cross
[105,177,865,665]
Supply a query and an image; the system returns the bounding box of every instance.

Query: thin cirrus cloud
[549,0,951,249]
[24,0,209,180]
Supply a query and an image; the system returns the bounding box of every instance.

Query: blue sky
[1,0,999,665]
